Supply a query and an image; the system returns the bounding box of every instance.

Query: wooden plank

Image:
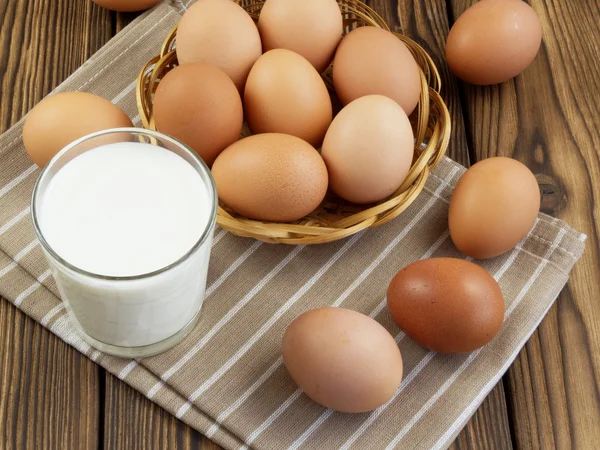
[448,383,512,450]
[0,0,114,127]
[100,9,220,450]
[0,0,515,449]
[104,373,221,449]
[364,1,514,448]
[115,10,141,30]
[0,0,114,449]
[0,300,101,449]
[368,0,471,165]
[103,1,511,449]
[447,0,600,449]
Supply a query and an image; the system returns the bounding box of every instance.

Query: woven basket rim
[136,0,451,244]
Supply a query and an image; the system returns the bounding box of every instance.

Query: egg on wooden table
[321,95,414,204]
[175,0,262,91]
[244,49,333,147]
[23,92,132,167]
[445,0,542,85]
[211,133,328,222]
[92,0,161,12]
[449,157,540,259]
[332,26,421,115]
[387,258,505,353]
[258,0,343,73]
[283,307,403,413]
[153,63,243,167]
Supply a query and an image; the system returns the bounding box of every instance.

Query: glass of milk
[31,128,218,358]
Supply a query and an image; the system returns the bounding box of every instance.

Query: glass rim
[31,127,218,282]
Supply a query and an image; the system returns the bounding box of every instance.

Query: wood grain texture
[0,300,100,450]
[104,373,219,450]
[447,0,600,448]
[368,0,470,165]
[0,0,113,128]
[105,3,511,449]
[8,0,597,449]
[0,1,110,449]
[364,1,513,448]
[115,10,139,31]
[105,8,226,450]
[448,382,512,450]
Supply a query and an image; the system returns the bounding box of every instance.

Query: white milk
[36,140,216,353]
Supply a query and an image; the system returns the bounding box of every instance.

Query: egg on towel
[332,26,421,115]
[283,307,403,413]
[175,0,262,91]
[321,95,414,204]
[387,258,505,353]
[92,0,161,12]
[244,49,332,147]
[445,0,542,85]
[448,157,540,259]
[211,133,328,222]
[23,92,132,167]
[258,0,343,73]
[153,62,243,167]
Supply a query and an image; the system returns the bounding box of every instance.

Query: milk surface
[37,141,215,351]
[40,142,210,276]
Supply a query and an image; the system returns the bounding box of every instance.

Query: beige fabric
[0,3,587,449]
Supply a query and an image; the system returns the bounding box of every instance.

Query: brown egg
[321,95,414,204]
[244,49,332,147]
[175,0,262,91]
[92,0,161,12]
[446,0,542,85]
[387,258,505,353]
[258,0,343,73]
[211,133,328,222]
[153,63,243,167]
[449,157,540,259]
[332,27,421,115]
[23,92,132,167]
[283,307,403,413]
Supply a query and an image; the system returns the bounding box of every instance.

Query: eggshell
[153,63,243,167]
[283,307,403,413]
[244,49,332,147]
[332,27,421,115]
[449,157,540,259]
[175,0,262,91]
[23,92,132,167]
[92,0,161,12]
[446,0,542,85]
[387,258,505,353]
[258,0,343,73]
[321,95,414,204]
[211,133,328,222]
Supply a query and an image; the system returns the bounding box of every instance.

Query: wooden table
[1,0,599,448]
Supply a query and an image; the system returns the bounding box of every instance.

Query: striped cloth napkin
[0,3,586,449]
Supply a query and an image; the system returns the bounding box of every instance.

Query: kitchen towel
[0,2,587,449]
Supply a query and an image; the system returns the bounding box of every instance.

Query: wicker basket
[136,0,451,244]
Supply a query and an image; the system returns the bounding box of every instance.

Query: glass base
[75,306,202,358]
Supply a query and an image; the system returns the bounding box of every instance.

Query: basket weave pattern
[136,0,451,244]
